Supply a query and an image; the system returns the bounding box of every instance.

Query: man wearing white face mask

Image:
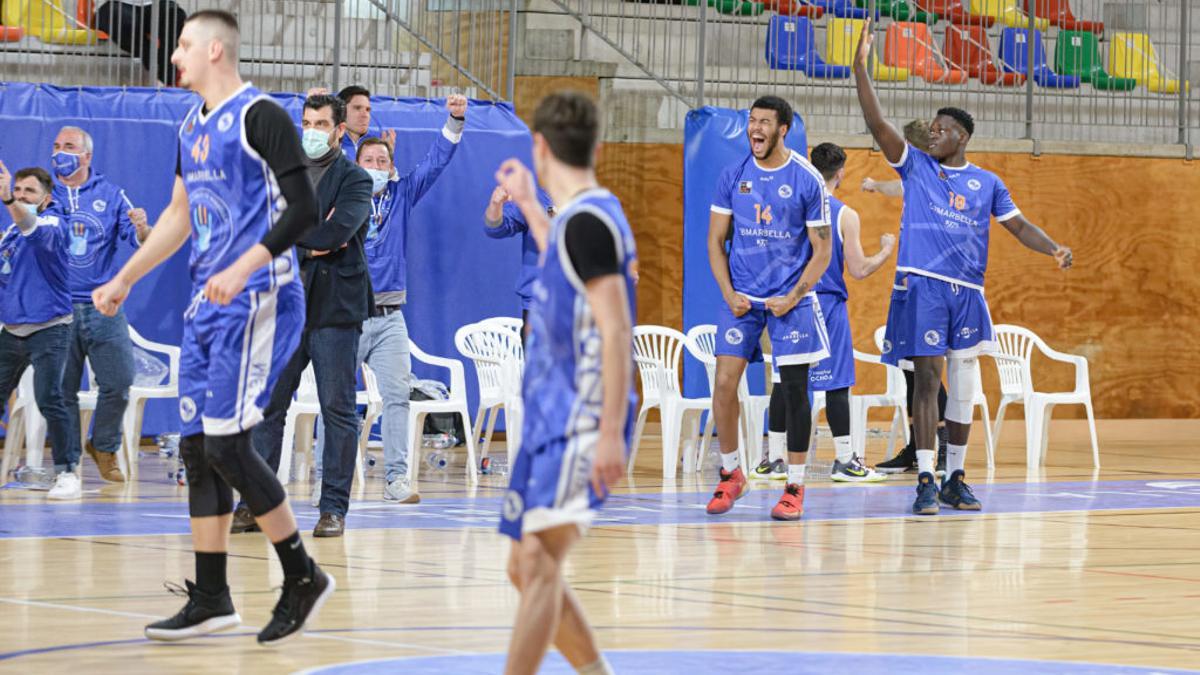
[51,125,151,484]
[233,93,374,538]
[0,162,78,499]
[308,95,465,506]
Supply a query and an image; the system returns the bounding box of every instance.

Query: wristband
[1,195,13,205]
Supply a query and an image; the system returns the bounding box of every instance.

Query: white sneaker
[384,477,420,504]
[310,481,322,508]
[47,472,82,500]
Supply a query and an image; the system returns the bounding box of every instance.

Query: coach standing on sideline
[234,93,374,539]
[51,126,151,483]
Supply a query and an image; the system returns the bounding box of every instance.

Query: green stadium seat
[856,0,937,23]
[1054,30,1137,91]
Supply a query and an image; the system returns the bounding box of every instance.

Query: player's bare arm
[707,210,750,317]
[585,273,633,496]
[766,223,832,317]
[852,20,905,164]
[1000,214,1073,269]
[495,159,550,251]
[841,207,895,280]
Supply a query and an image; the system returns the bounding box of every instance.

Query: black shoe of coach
[229,504,260,534]
[313,512,345,538]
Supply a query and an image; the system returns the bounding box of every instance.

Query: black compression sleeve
[564,211,621,283]
[244,100,318,256]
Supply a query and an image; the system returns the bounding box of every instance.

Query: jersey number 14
[754,203,774,225]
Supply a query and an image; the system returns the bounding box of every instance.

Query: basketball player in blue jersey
[854,22,1072,514]
[494,91,636,675]
[706,95,834,522]
[93,10,334,644]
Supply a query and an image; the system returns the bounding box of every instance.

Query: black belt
[370,304,403,318]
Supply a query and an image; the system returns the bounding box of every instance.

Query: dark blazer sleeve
[298,159,373,251]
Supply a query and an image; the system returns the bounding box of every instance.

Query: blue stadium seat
[999,27,1081,88]
[765,16,853,78]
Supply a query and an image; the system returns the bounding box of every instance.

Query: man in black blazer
[234,93,373,538]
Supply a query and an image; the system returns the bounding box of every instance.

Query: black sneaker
[875,443,916,474]
[257,565,336,646]
[939,470,982,511]
[230,504,259,534]
[144,580,241,642]
[912,472,940,515]
[751,459,775,480]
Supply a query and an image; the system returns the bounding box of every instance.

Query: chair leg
[697,413,715,473]
[25,405,46,469]
[884,406,902,461]
[1024,403,1046,468]
[680,409,702,474]
[992,400,1010,450]
[661,402,682,480]
[629,405,651,474]
[848,397,866,459]
[407,411,426,485]
[457,406,479,486]
[978,400,995,470]
[472,404,488,460]
[483,405,501,462]
[1,412,21,482]
[1038,403,1055,466]
[1084,400,1100,468]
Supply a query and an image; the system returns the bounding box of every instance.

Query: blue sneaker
[912,472,940,515]
[939,470,982,511]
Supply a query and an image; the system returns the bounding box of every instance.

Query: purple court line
[2,479,1200,539]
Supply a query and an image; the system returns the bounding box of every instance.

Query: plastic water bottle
[154,433,181,458]
[425,450,450,473]
[479,456,492,475]
[424,433,454,449]
[14,466,53,487]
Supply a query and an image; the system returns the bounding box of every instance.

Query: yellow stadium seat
[2,0,97,46]
[825,18,910,81]
[1108,32,1188,94]
[970,0,1049,30]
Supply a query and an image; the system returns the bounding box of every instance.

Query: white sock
[833,436,853,463]
[947,443,967,475]
[916,449,936,475]
[768,432,786,463]
[720,451,740,474]
[787,463,806,485]
[577,657,614,675]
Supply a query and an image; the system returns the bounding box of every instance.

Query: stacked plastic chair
[999,28,1080,88]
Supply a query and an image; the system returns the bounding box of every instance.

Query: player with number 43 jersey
[705,95,833,523]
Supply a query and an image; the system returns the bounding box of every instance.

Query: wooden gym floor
[1,418,1198,674]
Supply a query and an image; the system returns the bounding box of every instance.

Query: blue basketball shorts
[809,293,855,391]
[881,273,995,366]
[500,431,606,541]
[715,293,830,367]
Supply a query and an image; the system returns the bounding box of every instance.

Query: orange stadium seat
[882,21,969,84]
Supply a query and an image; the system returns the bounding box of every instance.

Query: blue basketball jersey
[711,151,830,301]
[178,83,298,292]
[521,188,638,454]
[813,195,848,300]
[891,144,1019,289]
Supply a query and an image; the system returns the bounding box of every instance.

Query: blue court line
[2,479,1200,539]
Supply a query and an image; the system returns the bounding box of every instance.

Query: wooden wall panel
[512,76,600,125]
[598,143,1199,420]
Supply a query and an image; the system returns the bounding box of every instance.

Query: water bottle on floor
[14,466,54,488]
[425,449,450,473]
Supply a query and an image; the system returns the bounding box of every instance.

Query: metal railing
[0,0,516,99]
[535,0,1196,149]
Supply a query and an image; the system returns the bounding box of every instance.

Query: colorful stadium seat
[764,0,825,18]
[1,0,97,45]
[825,18,910,81]
[1053,30,1136,91]
[882,21,969,84]
[914,0,995,27]
[0,26,23,41]
[806,0,871,19]
[766,16,852,78]
[999,28,1080,88]
[856,0,935,23]
[943,24,1025,86]
[970,0,1048,30]
[1023,0,1102,34]
[1108,32,1188,94]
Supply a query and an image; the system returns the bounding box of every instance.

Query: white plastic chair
[848,326,910,460]
[276,364,320,484]
[356,363,384,485]
[991,324,1099,468]
[120,328,181,480]
[632,325,713,478]
[2,368,41,480]
[407,340,478,486]
[682,325,766,474]
[455,320,524,467]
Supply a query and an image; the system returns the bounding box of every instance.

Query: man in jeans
[0,163,77,499]
[312,95,466,504]
[51,126,151,483]
[235,93,374,538]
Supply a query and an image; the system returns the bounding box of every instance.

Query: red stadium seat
[943,23,1025,85]
[882,22,969,84]
[913,0,995,27]
[1024,0,1103,34]
[763,0,825,18]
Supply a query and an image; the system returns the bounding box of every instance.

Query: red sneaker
[770,484,805,521]
[706,467,749,515]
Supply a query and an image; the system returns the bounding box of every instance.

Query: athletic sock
[916,449,936,475]
[577,657,615,675]
[767,432,786,463]
[720,451,740,474]
[833,436,853,464]
[273,530,314,579]
[947,443,967,475]
[195,551,228,594]
[787,464,806,486]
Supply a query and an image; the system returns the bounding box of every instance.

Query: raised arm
[92,176,192,316]
[1000,214,1072,269]
[840,207,895,280]
[495,159,550,252]
[852,20,906,164]
[862,177,904,197]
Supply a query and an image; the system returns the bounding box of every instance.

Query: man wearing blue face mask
[51,126,151,484]
[0,162,77,500]
[305,95,465,506]
[234,93,374,539]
